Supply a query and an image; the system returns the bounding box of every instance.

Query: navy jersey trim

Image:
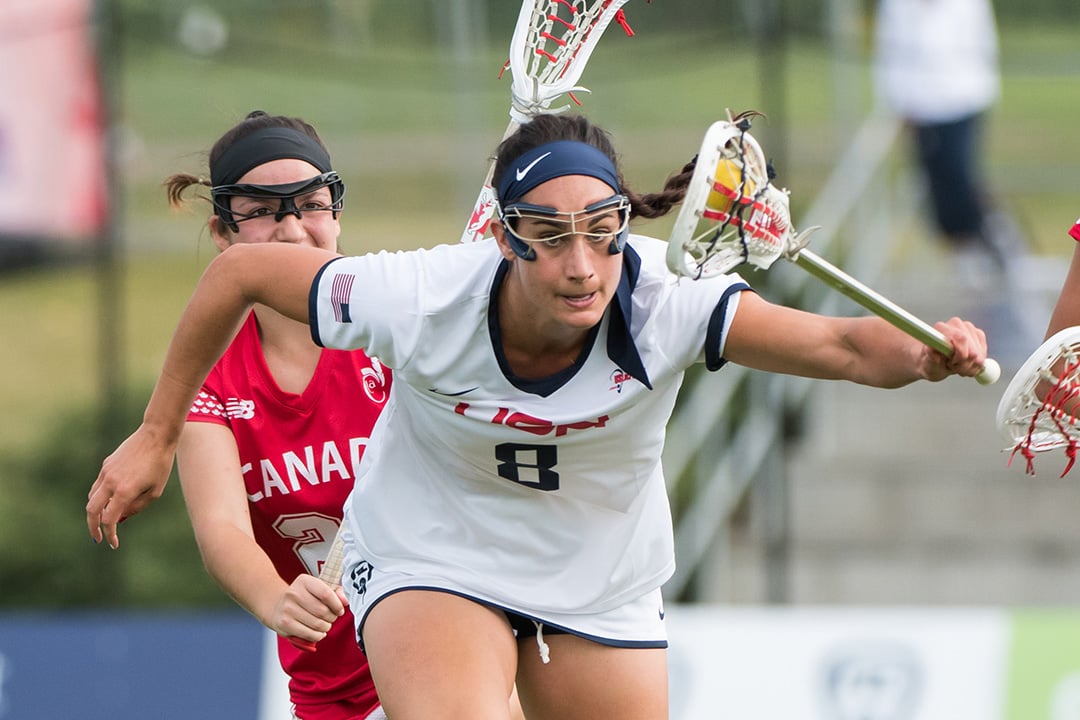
[488,260,601,397]
[607,246,652,389]
[487,246,652,397]
[705,282,752,371]
[309,256,347,347]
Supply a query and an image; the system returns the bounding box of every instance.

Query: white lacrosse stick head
[997,326,1080,476]
[506,0,630,123]
[666,116,795,280]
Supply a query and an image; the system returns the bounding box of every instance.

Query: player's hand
[86,424,177,549]
[271,574,347,646]
[925,317,988,381]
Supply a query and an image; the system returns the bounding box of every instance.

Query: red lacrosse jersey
[1069,218,1080,242]
[187,312,390,716]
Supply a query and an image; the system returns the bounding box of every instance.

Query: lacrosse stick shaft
[790,249,1000,385]
[460,119,519,244]
[287,527,347,653]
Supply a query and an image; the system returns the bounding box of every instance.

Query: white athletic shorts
[342,559,669,661]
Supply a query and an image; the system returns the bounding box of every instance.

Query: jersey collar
[488,244,652,396]
[607,246,652,390]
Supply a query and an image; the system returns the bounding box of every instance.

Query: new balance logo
[189,392,255,420]
[516,152,552,181]
[225,398,256,419]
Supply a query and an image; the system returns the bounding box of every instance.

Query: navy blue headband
[211,127,333,187]
[497,140,621,204]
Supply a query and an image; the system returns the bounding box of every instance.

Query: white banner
[666,605,1010,720]
[0,0,107,242]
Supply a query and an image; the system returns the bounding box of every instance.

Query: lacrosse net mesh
[505,0,634,122]
[998,328,1080,477]
[666,114,793,280]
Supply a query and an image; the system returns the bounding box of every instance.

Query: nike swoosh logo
[516,152,553,181]
[428,387,479,397]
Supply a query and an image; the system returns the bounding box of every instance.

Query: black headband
[211,127,333,187]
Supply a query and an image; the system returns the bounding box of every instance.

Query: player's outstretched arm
[724,293,988,388]
[86,244,336,548]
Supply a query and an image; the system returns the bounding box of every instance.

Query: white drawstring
[534,621,551,664]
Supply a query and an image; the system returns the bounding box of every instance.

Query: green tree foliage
[0,393,226,609]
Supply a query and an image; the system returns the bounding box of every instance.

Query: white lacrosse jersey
[310,235,749,617]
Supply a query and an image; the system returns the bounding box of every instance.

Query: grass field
[3,19,1080,466]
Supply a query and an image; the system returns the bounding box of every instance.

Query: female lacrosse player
[154,111,389,720]
[88,113,988,719]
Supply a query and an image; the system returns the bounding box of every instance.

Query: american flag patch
[331,273,355,323]
[1069,219,1080,243]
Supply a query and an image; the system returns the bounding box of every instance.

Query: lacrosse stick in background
[287,526,347,653]
[460,0,639,243]
[665,113,1001,386]
[996,326,1080,476]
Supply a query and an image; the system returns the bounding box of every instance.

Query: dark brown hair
[492,113,695,221]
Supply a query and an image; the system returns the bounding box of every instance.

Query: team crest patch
[362,358,389,404]
[609,368,633,393]
[350,560,375,601]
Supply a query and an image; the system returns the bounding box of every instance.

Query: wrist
[138,413,184,450]
[142,373,200,447]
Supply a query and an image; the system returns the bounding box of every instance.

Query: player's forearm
[839,317,927,388]
[198,526,289,628]
[142,252,259,440]
[763,316,924,388]
[845,316,989,387]
[145,244,336,434]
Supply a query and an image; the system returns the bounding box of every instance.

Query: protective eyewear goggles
[211,171,346,231]
[498,194,630,247]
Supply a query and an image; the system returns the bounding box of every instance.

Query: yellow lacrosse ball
[706,156,756,214]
